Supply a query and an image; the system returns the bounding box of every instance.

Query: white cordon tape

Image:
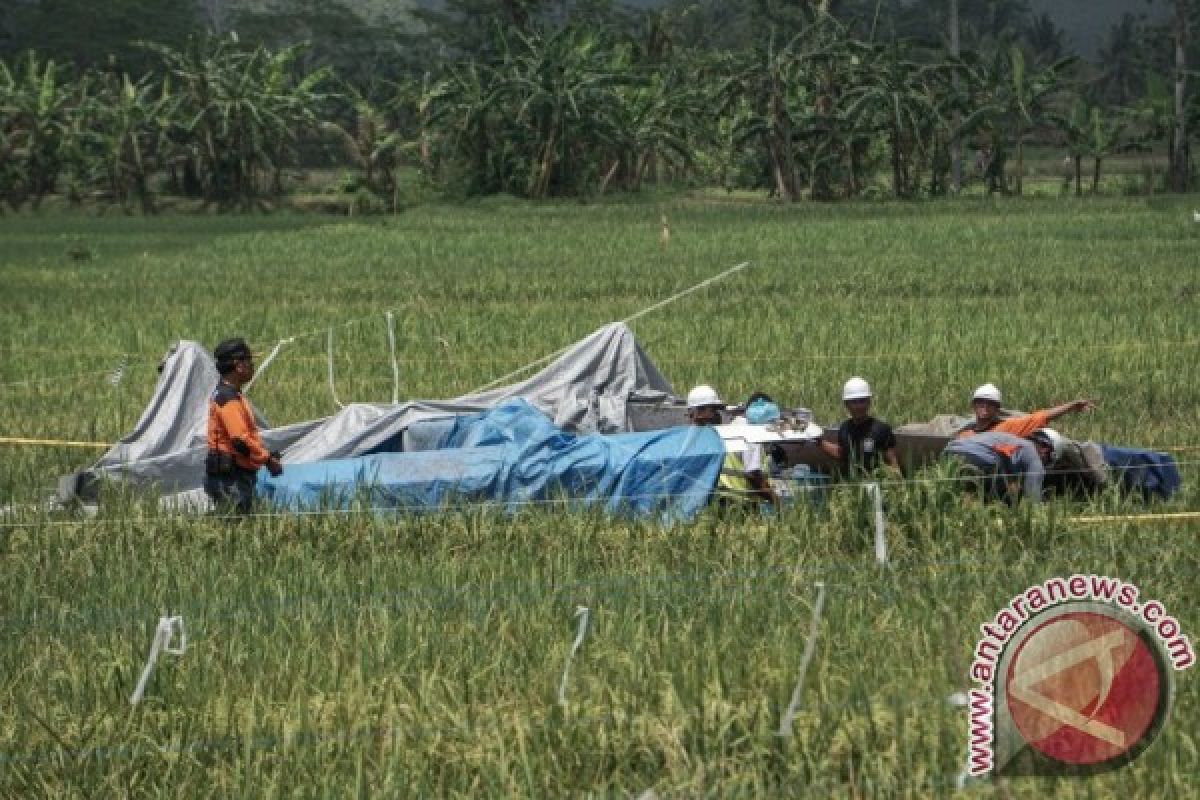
[385,311,400,405]
[865,482,888,565]
[244,336,295,393]
[557,606,590,707]
[778,582,827,737]
[130,616,187,705]
[470,261,752,394]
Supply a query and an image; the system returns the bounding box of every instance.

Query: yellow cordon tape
[1071,511,1200,525]
[0,436,112,449]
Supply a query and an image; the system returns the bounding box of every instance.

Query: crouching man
[942,431,1046,505]
[205,337,283,514]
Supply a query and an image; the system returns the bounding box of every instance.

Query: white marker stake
[557,606,590,707]
[778,582,827,737]
[130,616,187,706]
[865,482,888,565]
[385,311,400,405]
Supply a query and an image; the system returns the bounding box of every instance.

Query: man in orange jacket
[205,337,283,513]
[957,382,1095,439]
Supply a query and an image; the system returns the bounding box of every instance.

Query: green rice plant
[0,197,1197,796]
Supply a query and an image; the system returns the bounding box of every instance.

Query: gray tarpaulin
[58,323,675,508]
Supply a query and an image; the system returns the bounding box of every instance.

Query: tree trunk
[949,0,962,193]
[1092,157,1102,193]
[773,107,796,200]
[1074,155,1082,196]
[770,143,790,200]
[1015,127,1024,195]
[847,138,862,196]
[891,130,903,197]
[533,127,557,199]
[1172,0,1190,192]
[597,158,620,196]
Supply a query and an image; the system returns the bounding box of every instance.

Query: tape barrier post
[557,606,590,708]
[865,482,888,566]
[778,582,827,737]
[385,311,400,405]
[130,616,187,705]
[326,329,344,409]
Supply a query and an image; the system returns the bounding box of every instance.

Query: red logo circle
[1005,611,1163,766]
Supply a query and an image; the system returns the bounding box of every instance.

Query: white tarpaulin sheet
[59,323,675,507]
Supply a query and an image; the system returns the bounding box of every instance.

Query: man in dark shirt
[817,377,899,476]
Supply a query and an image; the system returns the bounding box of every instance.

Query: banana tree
[423,60,513,194]
[843,44,952,198]
[1081,105,1128,193]
[1052,98,1090,196]
[93,73,176,212]
[953,44,1071,195]
[600,58,700,193]
[1002,45,1073,195]
[321,89,414,210]
[501,26,628,198]
[149,37,333,209]
[720,32,809,200]
[0,52,81,209]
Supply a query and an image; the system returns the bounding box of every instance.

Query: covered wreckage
[57,323,1180,517]
[57,323,726,519]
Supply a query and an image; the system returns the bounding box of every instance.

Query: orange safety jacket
[207,381,272,471]
[956,409,1051,442]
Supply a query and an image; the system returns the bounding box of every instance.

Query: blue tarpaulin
[258,399,725,520]
[1102,445,1182,500]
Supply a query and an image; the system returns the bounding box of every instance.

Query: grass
[0,195,1198,797]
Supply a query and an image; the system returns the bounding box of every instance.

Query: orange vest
[207,381,271,470]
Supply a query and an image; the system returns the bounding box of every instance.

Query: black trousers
[204,467,258,514]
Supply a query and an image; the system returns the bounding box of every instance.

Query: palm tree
[1024,12,1065,65]
[1097,14,1146,107]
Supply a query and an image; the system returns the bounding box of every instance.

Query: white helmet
[972,383,1003,404]
[686,384,723,409]
[1031,427,1066,462]
[842,377,872,401]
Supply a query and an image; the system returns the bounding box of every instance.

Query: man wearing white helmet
[958,383,1096,440]
[686,384,725,426]
[686,384,777,507]
[1029,428,1065,467]
[818,376,899,476]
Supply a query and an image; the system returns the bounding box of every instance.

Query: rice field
[1,196,1198,797]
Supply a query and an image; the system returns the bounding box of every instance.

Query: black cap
[213,337,252,373]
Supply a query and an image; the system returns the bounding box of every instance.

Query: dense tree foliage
[0,0,1196,209]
